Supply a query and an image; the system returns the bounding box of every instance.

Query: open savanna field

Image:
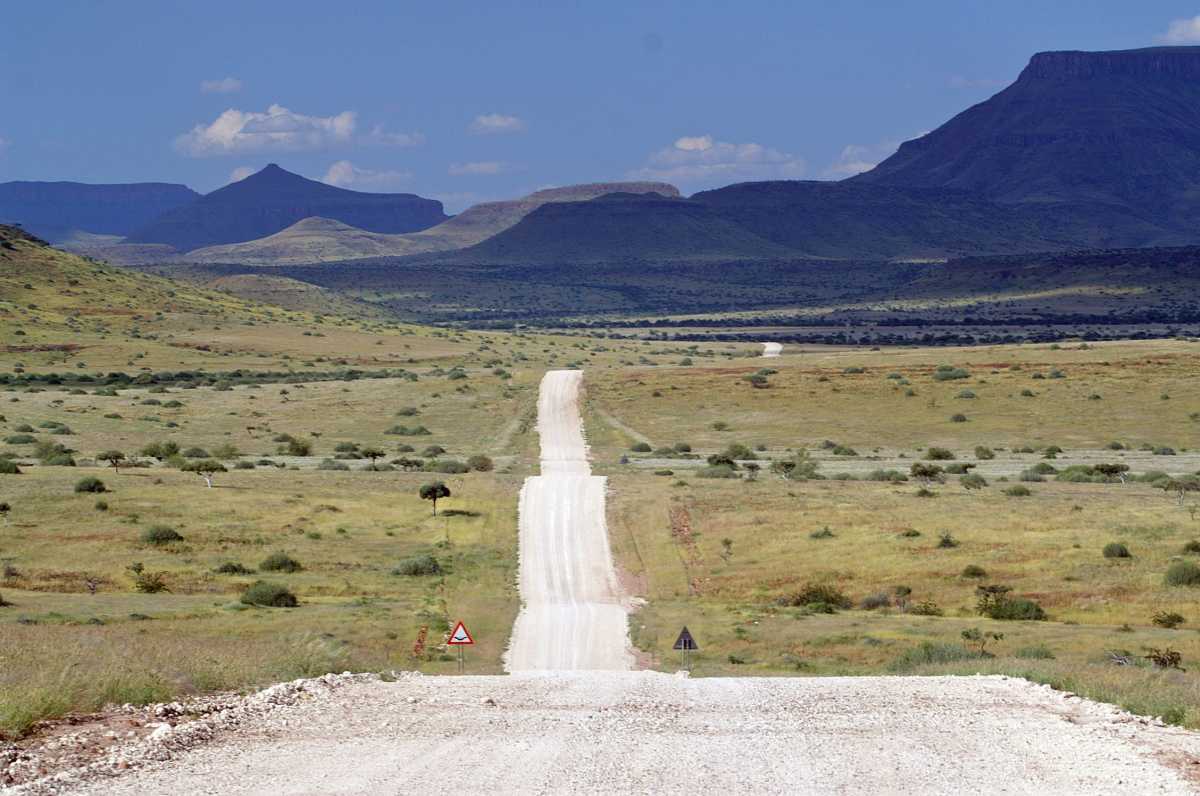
[585,338,1200,724]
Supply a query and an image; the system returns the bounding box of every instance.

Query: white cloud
[365,125,425,148]
[821,139,903,179]
[200,77,243,94]
[321,160,411,190]
[175,104,357,156]
[628,135,806,187]
[228,165,256,183]
[1159,15,1200,43]
[469,113,526,135]
[448,161,510,176]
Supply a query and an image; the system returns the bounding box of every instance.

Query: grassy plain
[589,339,1200,726]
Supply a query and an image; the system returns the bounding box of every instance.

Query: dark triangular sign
[673,626,698,651]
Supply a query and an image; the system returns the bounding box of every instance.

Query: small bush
[1181,540,1200,555]
[889,642,973,671]
[950,413,968,423]
[630,442,652,453]
[961,564,987,578]
[936,532,959,549]
[1015,645,1055,660]
[392,554,442,576]
[925,447,955,461]
[908,600,943,616]
[777,583,851,609]
[933,366,969,381]
[466,454,494,472]
[974,446,995,460]
[697,464,739,479]
[860,591,891,610]
[317,458,350,471]
[960,473,988,490]
[0,459,20,475]
[259,552,303,573]
[1003,485,1032,497]
[215,561,254,575]
[1153,611,1186,629]
[424,459,469,474]
[5,434,35,445]
[141,525,183,545]
[241,581,298,607]
[1165,561,1200,587]
[809,526,835,539]
[1102,543,1131,559]
[74,476,106,493]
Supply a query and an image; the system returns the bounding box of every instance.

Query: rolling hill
[125,164,448,252]
[0,181,199,243]
[184,181,679,264]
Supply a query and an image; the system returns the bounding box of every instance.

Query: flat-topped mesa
[1020,46,1200,80]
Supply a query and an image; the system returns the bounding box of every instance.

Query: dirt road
[761,341,782,357]
[505,370,633,671]
[74,672,1200,795]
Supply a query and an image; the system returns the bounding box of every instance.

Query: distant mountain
[428,192,796,264]
[185,181,679,264]
[855,46,1200,244]
[126,164,447,252]
[0,181,199,242]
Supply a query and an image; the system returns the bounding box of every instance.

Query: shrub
[630,442,652,453]
[831,445,858,457]
[74,476,106,493]
[908,601,943,616]
[961,564,987,578]
[974,446,995,460]
[392,554,442,576]
[865,469,907,483]
[925,447,955,461]
[241,581,298,607]
[214,561,254,575]
[141,525,183,545]
[936,532,959,549]
[950,413,968,423]
[1165,561,1200,587]
[860,591,891,610]
[976,585,1045,620]
[317,458,350,471]
[777,583,851,609]
[960,473,988,490]
[888,642,973,671]
[466,454,494,472]
[809,526,835,539]
[932,366,969,381]
[259,552,303,573]
[956,390,976,399]
[697,464,739,479]
[0,459,20,475]
[5,434,35,445]
[1182,540,1200,555]
[1153,611,1186,629]
[1003,485,1032,497]
[1102,543,1131,559]
[424,459,469,474]
[182,447,210,459]
[1015,645,1055,660]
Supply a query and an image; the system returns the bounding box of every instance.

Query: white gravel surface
[761,341,783,357]
[505,370,633,671]
[66,672,1200,795]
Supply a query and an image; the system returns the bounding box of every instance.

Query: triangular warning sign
[672,626,698,651]
[447,620,474,645]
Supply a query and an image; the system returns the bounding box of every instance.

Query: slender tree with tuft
[97,450,126,474]
[420,481,451,516]
[182,459,227,488]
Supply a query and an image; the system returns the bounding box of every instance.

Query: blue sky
[1,1,1198,211]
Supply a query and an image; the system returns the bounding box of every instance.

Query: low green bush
[240,581,298,607]
[140,525,183,545]
[74,476,106,493]
[259,552,302,573]
[392,554,442,576]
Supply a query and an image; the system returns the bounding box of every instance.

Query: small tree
[420,481,451,516]
[720,537,734,562]
[182,459,227,488]
[961,627,1004,656]
[98,450,126,474]
[744,462,761,481]
[0,502,9,524]
[360,446,386,468]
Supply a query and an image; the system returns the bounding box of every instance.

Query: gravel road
[761,341,783,357]
[72,672,1200,795]
[505,370,633,671]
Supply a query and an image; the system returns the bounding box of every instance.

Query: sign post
[672,626,698,671]
[447,620,474,673]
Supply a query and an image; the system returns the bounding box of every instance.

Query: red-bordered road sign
[447,621,474,645]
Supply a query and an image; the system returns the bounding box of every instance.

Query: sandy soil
[505,370,633,671]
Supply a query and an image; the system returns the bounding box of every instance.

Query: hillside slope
[0,181,200,242]
[855,46,1200,243]
[125,165,447,251]
[185,181,679,264]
